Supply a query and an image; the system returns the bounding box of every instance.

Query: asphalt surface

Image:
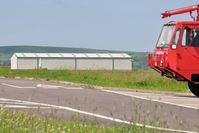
[0,78,198,133]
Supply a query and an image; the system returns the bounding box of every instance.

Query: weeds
[0,67,190,132]
[0,108,164,133]
[0,67,188,93]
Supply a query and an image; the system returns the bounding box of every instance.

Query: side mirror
[171,45,177,49]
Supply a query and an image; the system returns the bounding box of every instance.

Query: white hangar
[11,53,132,70]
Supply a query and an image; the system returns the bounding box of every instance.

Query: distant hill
[0,46,148,69]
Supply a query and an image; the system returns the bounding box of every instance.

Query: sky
[0,0,198,52]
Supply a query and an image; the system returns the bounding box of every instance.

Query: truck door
[178,27,199,71]
[168,29,180,71]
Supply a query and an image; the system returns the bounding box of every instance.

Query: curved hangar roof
[13,53,131,59]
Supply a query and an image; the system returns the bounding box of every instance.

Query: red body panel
[148,5,199,83]
[148,4,199,96]
[149,21,199,82]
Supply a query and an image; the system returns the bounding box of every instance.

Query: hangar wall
[11,53,132,70]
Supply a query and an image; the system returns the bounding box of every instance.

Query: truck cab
[148,5,199,96]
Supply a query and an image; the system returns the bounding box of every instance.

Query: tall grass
[0,67,189,132]
[0,67,188,93]
[0,108,163,133]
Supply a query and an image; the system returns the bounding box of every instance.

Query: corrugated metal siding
[14,53,131,59]
[41,58,75,70]
[114,59,132,70]
[11,53,132,70]
[11,55,17,69]
[17,58,38,69]
[76,59,112,70]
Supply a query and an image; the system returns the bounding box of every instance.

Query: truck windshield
[156,26,176,48]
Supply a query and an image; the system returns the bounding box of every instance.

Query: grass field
[0,108,166,133]
[0,67,189,93]
[0,67,188,132]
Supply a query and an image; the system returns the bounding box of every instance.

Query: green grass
[0,67,189,132]
[0,108,164,133]
[0,67,189,93]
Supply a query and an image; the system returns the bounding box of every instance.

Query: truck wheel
[188,82,199,97]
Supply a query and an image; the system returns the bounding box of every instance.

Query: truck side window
[182,28,192,46]
[192,30,199,46]
[182,28,199,46]
[171,30,180,49]
[182,29,187,46]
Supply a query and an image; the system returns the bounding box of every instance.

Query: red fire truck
[148,5,199,97]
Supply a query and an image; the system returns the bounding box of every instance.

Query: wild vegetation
[0,108,164,133]
[0,67,188,93]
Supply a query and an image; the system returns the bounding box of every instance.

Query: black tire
[188,81,199,97]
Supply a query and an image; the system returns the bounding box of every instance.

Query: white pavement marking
[0,98,196,133]
[1,83,36,89]
[1,83,83,90]
[102,90,199,110]
[36,84,83,90]
[0,105,51,109]
[37,84,63,89]
[0,99,52,109]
